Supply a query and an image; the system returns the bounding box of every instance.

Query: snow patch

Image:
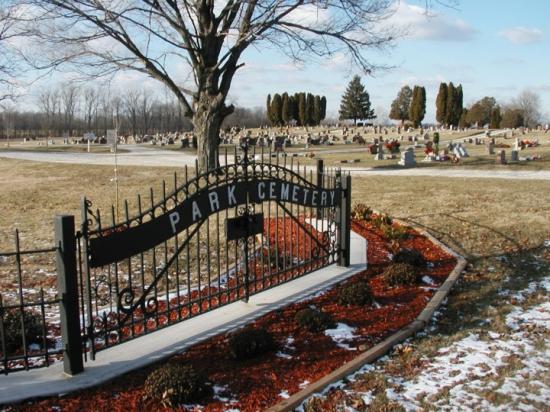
[325,323,357,351]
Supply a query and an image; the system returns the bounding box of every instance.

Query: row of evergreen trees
[436,82,464,127]
[389,85,426,127]
[266,92,327,126]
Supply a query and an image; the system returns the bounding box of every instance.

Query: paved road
[1,144,549,180]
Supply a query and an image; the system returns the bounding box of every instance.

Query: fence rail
[0,145,352,376]
[0,231,62,374]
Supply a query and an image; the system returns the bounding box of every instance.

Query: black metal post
[316,159,324,219]
[55,215,84,375]
[338,174,352,267]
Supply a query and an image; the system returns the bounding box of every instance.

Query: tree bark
[193,96,223,173]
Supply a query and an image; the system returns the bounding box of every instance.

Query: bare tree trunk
[193,98,222,172]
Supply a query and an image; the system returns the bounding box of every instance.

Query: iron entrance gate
[76,147,351,363]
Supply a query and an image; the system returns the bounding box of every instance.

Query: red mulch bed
[12,218,456,412]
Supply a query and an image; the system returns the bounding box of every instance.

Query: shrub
[382,263,418,287]
[143,364,210,407]
[294,307,335,332]
[228,328,275,360]
[393,248,426,267]
[1,309,43,353]
[381,224,409,241]
[351,203,373,221]
[372,214,393,228]
[338,281,373,306]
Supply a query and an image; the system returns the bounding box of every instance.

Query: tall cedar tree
[454,84,463,126]
[270,93,283,126]
[435,83,447,125]
[490,107,502,129]
[445,82,456,126]
[282,93,290,125]
[313,95,322,125]
[306,93,314,126]
[266,94,272,124]
[320,96,327,121]
[339,75,376,125]
[389,85,412,125]
[298,93,307,126]
[409,86,426,127]
[292,94,300,123]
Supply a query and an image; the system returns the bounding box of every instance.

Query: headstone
[496,150,506,165]
[398,148,416,167]
[374,141,385,160]
[510,150,519,162]
[485,141,494,155]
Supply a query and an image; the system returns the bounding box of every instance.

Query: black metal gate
[76,145,351,363]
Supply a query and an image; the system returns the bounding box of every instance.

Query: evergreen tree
[454,84,463,126]
[313,95,322,125]
[435,83,447,125]
[409,86,426,127]
[389,85,412,125]
[490,106,502,129]
[298,93,307,126]
[282,92,290,125]
[339,75,376,125]
[445,82,456,126]
[320,96,327,121]
[292,94,300,123]
[271,93,283,126]
[266,94,272,124]
[306,93,314,126]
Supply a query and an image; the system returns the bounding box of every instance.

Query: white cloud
[281,4,331,26]
[498,27,544,45]
[386,1,476,42]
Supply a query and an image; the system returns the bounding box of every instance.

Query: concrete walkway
[0,231,367,405]
[1,144,549,180]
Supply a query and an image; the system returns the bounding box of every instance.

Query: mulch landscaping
[10,216,456,412]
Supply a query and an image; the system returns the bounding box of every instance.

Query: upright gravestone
[485,141,495,155]
[496,150,506,165]
[398,147,416,167]
[510,150,519,162]
[374,141,385,160]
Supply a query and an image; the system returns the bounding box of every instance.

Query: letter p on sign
[169,212,180,234]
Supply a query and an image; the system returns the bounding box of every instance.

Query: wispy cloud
[386,1,476,42]
[498,27,544,45]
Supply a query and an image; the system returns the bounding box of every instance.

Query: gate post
[316,159,324,219]
[338,174,352,267]
[55,215,84,375]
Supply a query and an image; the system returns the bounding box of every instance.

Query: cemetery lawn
[0,159,549,409]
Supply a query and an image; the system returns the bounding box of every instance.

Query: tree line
[389,85,426,127]
[0,85,194,139]
[266,92,327,127]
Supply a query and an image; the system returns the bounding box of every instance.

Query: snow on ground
[301,276,550,411]
[324,323,358,351]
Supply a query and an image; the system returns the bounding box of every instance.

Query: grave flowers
[384,140,400,154]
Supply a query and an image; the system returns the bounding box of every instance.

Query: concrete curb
[267,222,467,412]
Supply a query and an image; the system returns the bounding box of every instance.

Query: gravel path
[1,145,549,180]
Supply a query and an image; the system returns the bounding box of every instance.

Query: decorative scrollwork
[93,274,112,306]
[117,286,159,319]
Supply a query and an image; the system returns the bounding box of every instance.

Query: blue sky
[227,0,550,122]
[13,0,550,123]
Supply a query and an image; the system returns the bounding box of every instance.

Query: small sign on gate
[226,213,264,241]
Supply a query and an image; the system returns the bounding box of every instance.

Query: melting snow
[325,323,357,351]
[279,390,290,399]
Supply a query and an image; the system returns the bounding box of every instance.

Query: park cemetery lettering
[89,179,340,267]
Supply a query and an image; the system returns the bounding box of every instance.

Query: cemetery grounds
[0,155,548,410]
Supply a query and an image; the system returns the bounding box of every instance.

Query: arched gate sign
[77,147,351,361]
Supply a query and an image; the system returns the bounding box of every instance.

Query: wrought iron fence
[78,147,350,359]
[0,230,62,374]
